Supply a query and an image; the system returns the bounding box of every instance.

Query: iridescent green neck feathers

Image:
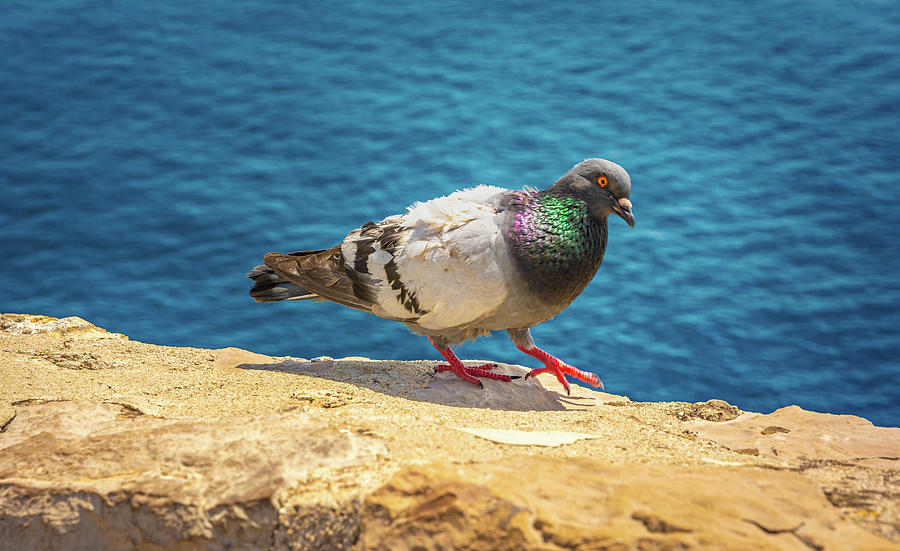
[504,191,608,305]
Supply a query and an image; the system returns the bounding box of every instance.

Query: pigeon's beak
[613,198,635,227]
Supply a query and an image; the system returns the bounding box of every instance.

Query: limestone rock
[359,456,896,550]
[450,427,603,446]
[1,314,898,550]
[0,313,125,339]
[692,405,900,543]
[693,405,900,467]
[229,353,624,412]
[676,398,742,422]
[0,401,383,550]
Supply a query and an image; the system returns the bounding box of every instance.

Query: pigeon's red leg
[428,338,518,386]
[516,344,604,395]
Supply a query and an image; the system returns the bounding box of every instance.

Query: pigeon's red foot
[436,361,496,374]
[429,338,519,388]
[516,345,604,395]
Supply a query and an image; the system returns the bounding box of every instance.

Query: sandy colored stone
[692,405,900,543]
[693,405,900,467]
[451,427,603,446]
[359,456,896,550]
[676,398,742,422]
[0,400,383,550]
[0,313,126,339]
[1,314,898,550]
[0,402,13,432]
[232,354,623,412]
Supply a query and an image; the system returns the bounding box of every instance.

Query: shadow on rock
[228,353,610,412]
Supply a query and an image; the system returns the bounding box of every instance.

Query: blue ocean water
[2,1,898,425]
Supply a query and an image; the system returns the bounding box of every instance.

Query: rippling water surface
[2,1,898,425]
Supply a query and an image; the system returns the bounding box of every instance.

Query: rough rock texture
[1,313,898,550]
[360,457,890,551]
[1,401,383,550]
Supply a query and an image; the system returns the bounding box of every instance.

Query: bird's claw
[434,362,516,385]
[524,360,599,395]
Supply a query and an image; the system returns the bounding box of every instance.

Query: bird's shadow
[223,351,610,411]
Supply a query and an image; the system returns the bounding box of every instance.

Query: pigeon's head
[551,158,634,227]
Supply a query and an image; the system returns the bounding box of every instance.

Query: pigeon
[248,158,634,393]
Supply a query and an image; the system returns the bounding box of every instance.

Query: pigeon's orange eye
[597,176,608,187]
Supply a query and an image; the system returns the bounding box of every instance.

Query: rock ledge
[1,313,898,550]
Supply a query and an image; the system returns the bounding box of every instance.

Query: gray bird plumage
[248,158,634,391]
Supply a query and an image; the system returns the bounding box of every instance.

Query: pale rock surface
[359,457,893,551]
[692,405,900,468]
[450,427,603,446]
[1,313,898,550]
[1,401,383,551]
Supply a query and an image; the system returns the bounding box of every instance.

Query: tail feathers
[247,264,316,303]
[262,246,375,313]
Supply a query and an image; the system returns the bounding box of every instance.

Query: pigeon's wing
[265,217,434,322]
[341,185,513,330]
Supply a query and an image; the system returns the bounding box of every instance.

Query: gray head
[548,158,635,227]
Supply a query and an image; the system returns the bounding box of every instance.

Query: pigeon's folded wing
[342,186,512,330]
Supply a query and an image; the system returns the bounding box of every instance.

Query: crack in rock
[632,511,692,533]
[742,519,823,551]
